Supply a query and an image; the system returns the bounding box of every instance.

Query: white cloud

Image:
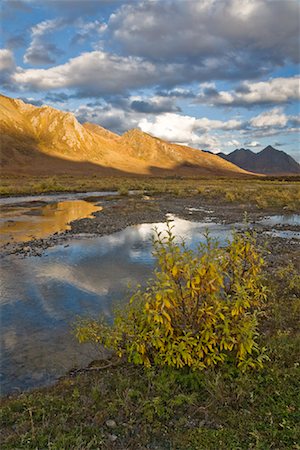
[24,18,65,65]
[0,48,15,72]
[75,103,139,134]
[246,141,260,148]
[71,19,107,45]
[0,48,16,86]
[195,117,242,131]
[198,76,300,106]
[13,50,201,95]
[250,107,288,129]
[226,139,241,147]
[138,113,224,150]
[107,0,299,68]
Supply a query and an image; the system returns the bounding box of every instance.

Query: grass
[1,256,299,449]
[1,174,300,211]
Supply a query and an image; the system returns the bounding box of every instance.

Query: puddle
[257,214,300,227]
[265,230,300,239]
[0,200,102,244]
[0,191,118,206]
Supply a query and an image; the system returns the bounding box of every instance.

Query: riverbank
[1,243,299,449]
[1,191,299,258]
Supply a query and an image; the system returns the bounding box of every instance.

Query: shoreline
[1,193,299,259]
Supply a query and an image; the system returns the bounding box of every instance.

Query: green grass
[1,260,299,449]
[1,175,300,211]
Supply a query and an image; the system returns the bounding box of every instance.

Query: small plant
[275,263,300,296]
[118,186,129,196]
[76,225,268,372]
[225,191,237,202]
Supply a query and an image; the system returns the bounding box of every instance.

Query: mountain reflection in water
[0,200,102,244]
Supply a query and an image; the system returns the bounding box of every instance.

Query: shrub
[225,191,237,202]
[76,226,268,372]
[118,186,129,196]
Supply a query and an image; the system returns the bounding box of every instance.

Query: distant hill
[0,94,250,177]
[218,146,300,175]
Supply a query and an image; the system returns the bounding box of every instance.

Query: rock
[108,434,117,442]
[106,419,117,428]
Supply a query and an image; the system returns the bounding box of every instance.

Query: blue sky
[0,0,299,160]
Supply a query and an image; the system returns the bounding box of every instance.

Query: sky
[0,0,299,160]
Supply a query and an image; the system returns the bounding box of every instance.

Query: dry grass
[1,175,299,211]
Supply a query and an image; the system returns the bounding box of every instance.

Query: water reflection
[0,191,118,206]
[0,217,236,395]
[0,200,102,244]
[257,214,300,226]
[1,214,299,395]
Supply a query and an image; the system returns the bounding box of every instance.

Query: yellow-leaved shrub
[76,225,268,371]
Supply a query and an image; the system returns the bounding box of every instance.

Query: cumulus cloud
[14,50,230,95]
[249,107,288,129]
[225,140,241,147]
[24,18,65,65]
[74,101,297,152]
[75,103,138,134]
[107,0,299,72]
[74,94,181,133]
[137,109,298,151]
[130,95,180,114]
[195,117,242,132]
[71,20,107,46]
[0,48,15,72]
[138,113,241,150]
[0,49,16,87]
[197,76,300,106]
[156,88,195,99]
[7,1,300,96]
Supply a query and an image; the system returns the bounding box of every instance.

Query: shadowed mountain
[0,94,251,177]
[218,146,300,175]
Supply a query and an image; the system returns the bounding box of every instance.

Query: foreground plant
[76,226,268,371]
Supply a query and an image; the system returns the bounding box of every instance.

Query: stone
[106,419,117,428]
[108,434,117,442]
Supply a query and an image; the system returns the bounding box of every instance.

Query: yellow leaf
[172,266,178,277]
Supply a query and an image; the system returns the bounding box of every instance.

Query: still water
[0,200,102,244]
[0,195,299,396]
[0,217,239,395]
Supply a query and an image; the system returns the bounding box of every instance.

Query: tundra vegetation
[76,227,268,372]
[1,175,300,211]
[1,228,299,449]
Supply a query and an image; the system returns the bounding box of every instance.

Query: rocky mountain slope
[0,94,250,176]
[218,146,300,175]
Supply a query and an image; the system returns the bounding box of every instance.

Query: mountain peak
[261,145,277,153]
[218,145,300,175]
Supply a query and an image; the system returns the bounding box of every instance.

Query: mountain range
[218,146,300,175]
[0,94,250,177]
[0,94,298,177]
